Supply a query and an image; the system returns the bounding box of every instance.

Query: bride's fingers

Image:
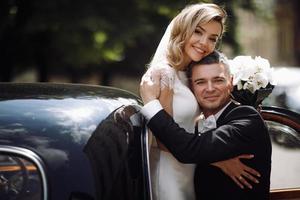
[151,69,161,83]
[242,171,259,184]
[236,154,261,178]
[232,173,253,189]
[237,154,254,159]
[237,175,253,189]
[231,176,244,189]
[141,73,152,85]
[141,71,161,85]
[244,165,261,177]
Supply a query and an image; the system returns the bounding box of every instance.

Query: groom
[140,51,272,200]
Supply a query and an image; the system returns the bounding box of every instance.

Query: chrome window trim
[266,120,299,138]
[144,126,153,200]
[0,145,48,200]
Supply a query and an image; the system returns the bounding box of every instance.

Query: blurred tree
[0,0,255,84]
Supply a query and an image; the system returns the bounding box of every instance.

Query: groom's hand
[140,70,161,104]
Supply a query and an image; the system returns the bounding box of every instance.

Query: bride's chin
[196,52,207,61]
[193,55,204,62]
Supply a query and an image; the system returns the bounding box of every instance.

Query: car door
[83,105,152,200]
[261,106,300,200]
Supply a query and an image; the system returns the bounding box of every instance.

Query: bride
[146,3,226,200]
[144,3,259,200]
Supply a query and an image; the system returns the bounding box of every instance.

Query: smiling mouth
[193,46,205,54]
[204,96,219,100]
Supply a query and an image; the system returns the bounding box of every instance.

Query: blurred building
[236,0,300,67]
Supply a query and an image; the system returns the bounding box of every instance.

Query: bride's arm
[211,154,261,189]
[156,66,175,150]
[155,86,173,151]
[142,66,175,151]
[159,87,173,116]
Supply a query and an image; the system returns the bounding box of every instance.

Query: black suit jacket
[147,102,272,200]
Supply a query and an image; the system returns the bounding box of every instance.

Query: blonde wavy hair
[167,3,227,70]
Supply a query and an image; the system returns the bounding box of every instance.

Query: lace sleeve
[160,66,176,89]
[150,65,175,90]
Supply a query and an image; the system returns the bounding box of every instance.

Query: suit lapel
[216,102,239,126]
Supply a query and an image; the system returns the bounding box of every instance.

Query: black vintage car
[0,83,299,200]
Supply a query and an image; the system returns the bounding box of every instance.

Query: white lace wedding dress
[150,67,200,200]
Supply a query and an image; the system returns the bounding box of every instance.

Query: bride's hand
[140,70,161,104]
[211,154,260,189]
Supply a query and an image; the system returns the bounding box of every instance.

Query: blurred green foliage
[0,0,255,84]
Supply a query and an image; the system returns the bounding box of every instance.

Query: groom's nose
[206,81,215,91]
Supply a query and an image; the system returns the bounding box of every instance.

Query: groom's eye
[213,78,225,84]
[195,80,206,85]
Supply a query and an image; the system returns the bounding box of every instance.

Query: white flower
[229,55,276,93]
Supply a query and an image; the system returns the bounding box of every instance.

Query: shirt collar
[210,100,232,121]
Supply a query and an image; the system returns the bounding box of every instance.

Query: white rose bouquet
[229,55,277,108]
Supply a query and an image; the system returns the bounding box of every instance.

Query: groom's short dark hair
[187,50,231,80]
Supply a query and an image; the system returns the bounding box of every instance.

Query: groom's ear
[229,76,234,92]
[188,78,195,93]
